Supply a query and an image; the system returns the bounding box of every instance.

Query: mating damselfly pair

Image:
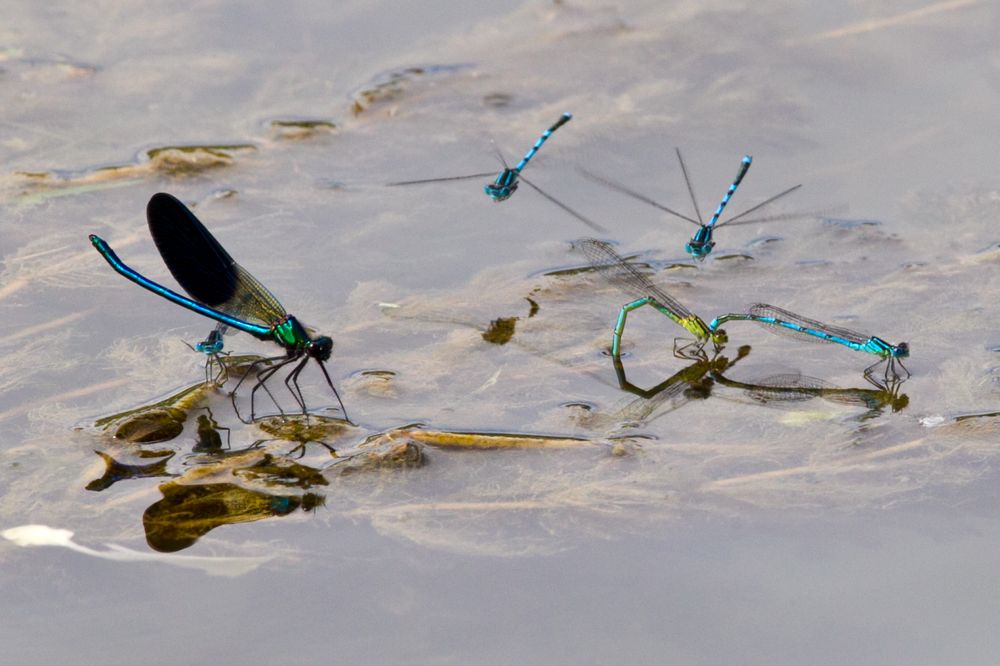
[577,238,910,382]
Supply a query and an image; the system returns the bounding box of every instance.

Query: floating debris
[93,381,214,444]
[712,252,754,262]
[481,317,517,345]
[85,449,176,491]
[333,440,425,475]
[384,428,598,450]
[0,49,98,82]
[15,143,257,198]
[954,410,1000,423]
[255,414,355,444]
[350,369,398,399]
[266,118,337,140]
[234,453,329,489]
[143,144,256,174]
[109,408,187,443]
[350,64,472,116]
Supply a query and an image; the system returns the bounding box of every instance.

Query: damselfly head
[894,342,910,358]
[685,239,714,258]
[310,335,333,361]
[484,169,518,201]
[196,330,225,354]
[685,227,715,258]
[195,340,224,354]
[710,329,728,346]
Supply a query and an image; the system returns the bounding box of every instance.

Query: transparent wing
[578,238,694,320]
[520,177,608,233]
[208,263,288,327]
[726,205,847,227]
[744,373,834,403]
[146,192,287,329]
[387,172,496,186]
[748,303,870,345]
[717,184,802,227]
[674,148,704,225]
[577,167,700,226]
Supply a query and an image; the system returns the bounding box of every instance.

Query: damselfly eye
[312,336,333,361]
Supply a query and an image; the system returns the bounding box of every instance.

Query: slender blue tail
[514,112,572,173]
[88,234,271,340]
[707,155,752,228]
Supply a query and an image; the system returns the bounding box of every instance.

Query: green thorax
[270,315,312,350]
[678,314,719,343]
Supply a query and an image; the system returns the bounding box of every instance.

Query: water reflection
[254,414,355,458]
[94,381,214,444]
[89,391,433,551]
[606,343,908,427]
[192,408,230,453]
[90,384,344,551]
[613,346,751,398]
[139,430,434,551]
[144,482,325,553]
[606,346,751,427]
[86,449,175,492]
[712,370,909,420]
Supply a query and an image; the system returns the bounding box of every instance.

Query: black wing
[146,192,239,307]
[146,193,287,327]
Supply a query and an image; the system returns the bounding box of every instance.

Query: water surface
[2,1,1000,663]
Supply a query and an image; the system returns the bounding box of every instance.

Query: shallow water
[2,1,1000,663]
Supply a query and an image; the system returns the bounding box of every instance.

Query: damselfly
[389,112,606,232]
[581,149,802,258]
[90,193,348,422]
[577,238,727,359]
[708,303,909,380]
